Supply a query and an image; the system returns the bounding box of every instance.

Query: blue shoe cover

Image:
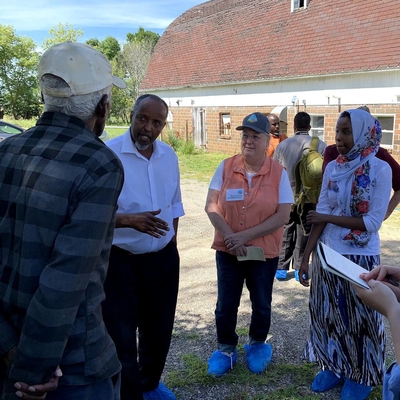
[143,382,176,400]
[311,369,342,392]
[294,270,300,281]
[341,379,373,400]
[207,349,237,377]
[244,343,272,374]
[275,270,287,279]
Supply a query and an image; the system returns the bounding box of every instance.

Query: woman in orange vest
[204,112,293,377]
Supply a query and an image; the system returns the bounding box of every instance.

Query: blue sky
[1,0,206,48]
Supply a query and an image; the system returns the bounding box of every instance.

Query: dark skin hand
[14,367,62,399]
[117,209,169,238]
[1,347,61,399]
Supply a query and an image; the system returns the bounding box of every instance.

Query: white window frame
[291,0,309,12]
[310,114,325,141]
[220,113,231,136]
[375,114,394,150]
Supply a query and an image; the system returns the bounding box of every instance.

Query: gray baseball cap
[236,112,270,134]
[39,42,126,97]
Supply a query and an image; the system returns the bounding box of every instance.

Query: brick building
[141,0,400,160]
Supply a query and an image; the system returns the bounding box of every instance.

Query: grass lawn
[3,117,128,139]
[3,117,37,130]
[106,126,129,139]
[178,152,229,183]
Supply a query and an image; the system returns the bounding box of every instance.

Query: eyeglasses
[241,133,268,142]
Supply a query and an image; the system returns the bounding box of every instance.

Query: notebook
[317,242,370,289]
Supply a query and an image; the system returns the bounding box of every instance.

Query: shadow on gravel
[163,179,386,399]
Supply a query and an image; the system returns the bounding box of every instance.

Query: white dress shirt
[107,130,185,254]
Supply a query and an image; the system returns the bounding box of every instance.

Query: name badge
[226,188,244,201]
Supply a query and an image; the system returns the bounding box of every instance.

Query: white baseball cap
[39,41,126,98]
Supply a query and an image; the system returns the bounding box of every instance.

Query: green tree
[99,36,120,60]
[122,40,153,102]
[122,28,160,103]
[42,23,83,50]
[86,38,100,48]
[0,25,41,119]
[126,27,160,49]
[86,37,120,60]
[109,56,131,123]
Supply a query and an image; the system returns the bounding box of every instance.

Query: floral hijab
[329,109,382,247]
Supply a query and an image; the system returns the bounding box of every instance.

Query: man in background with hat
[0,42,125,400]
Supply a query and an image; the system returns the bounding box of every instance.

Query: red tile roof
[141,0,400,90]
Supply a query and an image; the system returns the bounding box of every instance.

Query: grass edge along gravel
[163,334,384,400]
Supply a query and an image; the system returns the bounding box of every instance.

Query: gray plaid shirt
[0,112,123,398]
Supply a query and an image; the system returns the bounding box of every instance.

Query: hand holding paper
[317,242,370,289]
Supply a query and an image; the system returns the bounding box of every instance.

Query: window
[310,115,324,141]
[292,0,308,11]
[376,115,394,149]
[220,113,231,137]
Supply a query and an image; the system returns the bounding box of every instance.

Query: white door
[192,108,206,148]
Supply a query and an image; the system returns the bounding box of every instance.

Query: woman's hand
[306,211,327,225]
[359,265,400,301]
[360,265,400,283]
[233,245,248,257]
[298,260,310,287]
[353,280,399,318]
[224,232,249,252]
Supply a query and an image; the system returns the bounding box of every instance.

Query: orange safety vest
[212,154,284,258]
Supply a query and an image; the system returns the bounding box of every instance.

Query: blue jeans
[215,251,278,348]
[46,374,120,400]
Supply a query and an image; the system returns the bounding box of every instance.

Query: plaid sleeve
[3,169,123,396]
[0,316,18,356]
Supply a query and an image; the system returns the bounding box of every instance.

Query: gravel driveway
[163,178,396,400]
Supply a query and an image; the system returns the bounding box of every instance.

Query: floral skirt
[303,250,386,386]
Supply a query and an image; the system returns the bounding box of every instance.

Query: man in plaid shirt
[0,42,125,400]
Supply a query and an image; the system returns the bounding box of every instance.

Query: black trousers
[277,203,315,271]
[103,242,180,400]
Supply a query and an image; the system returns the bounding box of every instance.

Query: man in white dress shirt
[103,94,184,400]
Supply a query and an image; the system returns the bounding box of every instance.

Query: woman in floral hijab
[298,109,392,400]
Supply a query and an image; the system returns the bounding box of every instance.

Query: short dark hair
[357,105,371,114]
[133,94,168,118]
[294,112,311,130]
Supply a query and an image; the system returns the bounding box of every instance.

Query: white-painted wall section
[147,70,400,108]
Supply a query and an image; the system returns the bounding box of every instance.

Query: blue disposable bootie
[207,349,237,377]
[244,343,273,374]
[143,382,176,400]
[311,369,343,392]
[294,270,300,282]
[341,379,373,400]
[275,270,287,280]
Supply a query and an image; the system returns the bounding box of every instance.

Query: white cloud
[0,0,203,32]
